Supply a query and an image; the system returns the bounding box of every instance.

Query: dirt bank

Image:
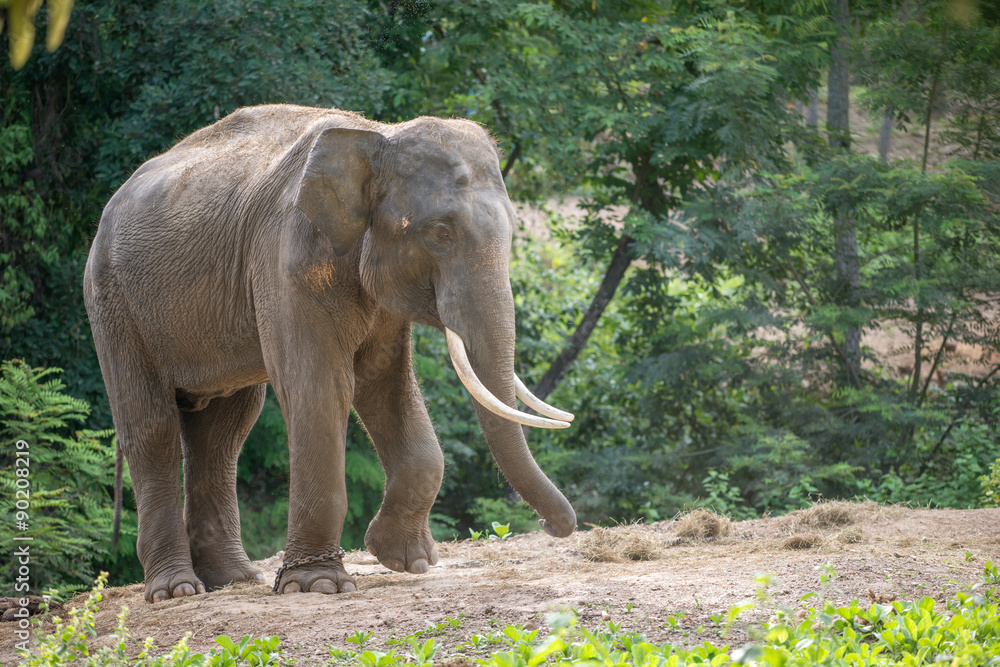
[4,503,999,665]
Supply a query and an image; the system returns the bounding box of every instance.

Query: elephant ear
[294,127,387,257]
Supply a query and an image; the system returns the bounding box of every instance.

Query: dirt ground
[4,503,999,665]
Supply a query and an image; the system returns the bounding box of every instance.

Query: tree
[856,0,1000,447]
[411,0,814,401]
[827,0,863,386]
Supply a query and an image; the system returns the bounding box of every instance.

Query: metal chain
[272,547,346,594]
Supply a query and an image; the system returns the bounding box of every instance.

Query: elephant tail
[112,437,123,551]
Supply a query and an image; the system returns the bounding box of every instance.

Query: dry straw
[784,500,896,531]
[781,534,823,550]
[675,509,732,539]
[579,524,667,563]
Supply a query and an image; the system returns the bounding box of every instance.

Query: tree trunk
[827,0,851,152]
[878,114,893,162]
[827,0,862,386]
[531,233,633,401]
[806,88,819,127]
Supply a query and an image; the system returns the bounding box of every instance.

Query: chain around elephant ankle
[272,547,347,594]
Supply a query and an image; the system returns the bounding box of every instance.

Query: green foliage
[0,99,51,331]
[857,2,1000,163]
[0,0,74,69]
[661,150,1000,502]
[978,458,1000,508]
[0,360,118,594]
[18,573,286,666]
[93,0,392,190]
[327,568,1000,667]
[852,413,1000,509]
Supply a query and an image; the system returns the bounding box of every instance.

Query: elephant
[83,104,577,603]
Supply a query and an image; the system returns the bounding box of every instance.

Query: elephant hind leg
[98,356,204,602]
[181,383,267,590]
[87,279,205,603]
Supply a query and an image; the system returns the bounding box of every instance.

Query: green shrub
[981,458,1000,508]
[18,573,285,666]
[0,360,118,595]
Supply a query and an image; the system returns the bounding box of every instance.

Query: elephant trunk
[441,291,576,538]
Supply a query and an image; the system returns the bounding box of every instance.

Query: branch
[472,68,511,128]
[917,313,956,408]
[917,363,1000,476]
[532,233,634,400]
[502,142,522,180]
[471,68,522,179]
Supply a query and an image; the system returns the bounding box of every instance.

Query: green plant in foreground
[491,522,512,540]
[346,631,374,650]
[19,573,285,666]
[19,564,1000,667]
[469,522,514,543]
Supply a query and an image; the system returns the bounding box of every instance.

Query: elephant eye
[424,222,454,255]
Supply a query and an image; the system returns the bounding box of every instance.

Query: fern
[0,360,116,594]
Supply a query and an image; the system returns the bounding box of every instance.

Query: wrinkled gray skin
[83,105,576,603]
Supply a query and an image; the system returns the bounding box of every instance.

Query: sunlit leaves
[0,0,73,69]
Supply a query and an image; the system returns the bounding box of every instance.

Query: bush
[18,573,285,666]
[0,360,118,594]
[980,458,1000,508]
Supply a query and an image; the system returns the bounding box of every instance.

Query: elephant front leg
[270,366,357,594]
[354,317,444,574]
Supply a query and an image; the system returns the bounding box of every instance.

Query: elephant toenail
[310,579,337,594]
[174,583,195,597]
[153,590,169,603]
[408,559,429,574]
[342,581,357,593]
[252,574,267,586]
[382,558,405,572]
[282,582,302,593]
[196,583,206,594]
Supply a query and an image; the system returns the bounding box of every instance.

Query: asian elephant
[83,105,577,603]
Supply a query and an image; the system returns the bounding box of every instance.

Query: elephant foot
[276,561,357,594]
[365,512,439,574]
[144,569,206,603]
[193,557,267,590]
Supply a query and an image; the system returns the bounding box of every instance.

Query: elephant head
[294,117,577,537]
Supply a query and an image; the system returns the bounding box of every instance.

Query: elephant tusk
[514,375,575,422]
[445,328,571,430]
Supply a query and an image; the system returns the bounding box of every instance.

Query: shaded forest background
[1,0,999,594]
